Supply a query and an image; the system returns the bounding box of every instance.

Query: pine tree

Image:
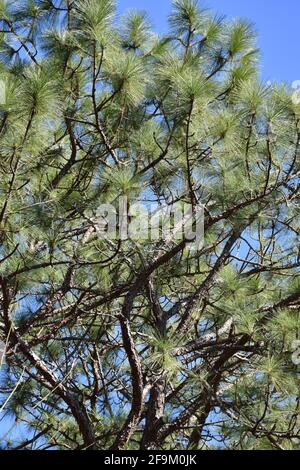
[0,0,299,450]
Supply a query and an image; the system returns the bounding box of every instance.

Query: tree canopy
[0,0,300,450]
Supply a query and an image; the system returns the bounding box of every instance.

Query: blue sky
[118,0,300,83]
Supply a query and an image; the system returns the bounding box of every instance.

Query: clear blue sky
[118,0,300,83]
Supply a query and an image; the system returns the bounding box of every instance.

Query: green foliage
[75,0,116,37]
[227,19,256,57]
[120,10,152,51]
[104,49,148,106]
[0,0,299,452]
[169,0,207,36]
